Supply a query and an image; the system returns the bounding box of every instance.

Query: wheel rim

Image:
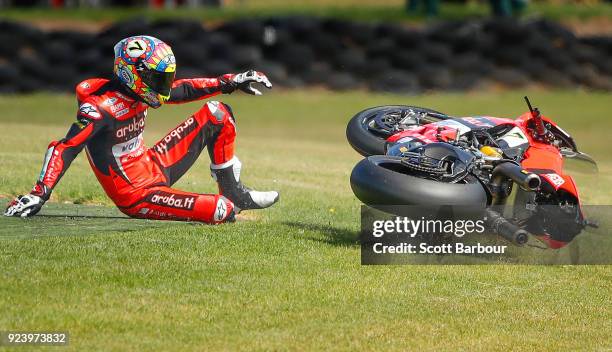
[361,107,443,138]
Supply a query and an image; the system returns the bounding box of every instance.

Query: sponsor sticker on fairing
[498,126,529,148]
[434,119,471,135]
[542,173,565,190]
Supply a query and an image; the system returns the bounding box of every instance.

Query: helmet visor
[140,68,175,96]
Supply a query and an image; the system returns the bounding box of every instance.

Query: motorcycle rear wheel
[346,105,445,157]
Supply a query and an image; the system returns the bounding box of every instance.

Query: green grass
[1,1,610,24]
[0,90,611,351]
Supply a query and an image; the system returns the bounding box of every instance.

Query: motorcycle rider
[4,35,279,223]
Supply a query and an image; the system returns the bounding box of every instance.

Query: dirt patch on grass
[236,212,260,222]
[563,17,612,36]
[26,19,110,33]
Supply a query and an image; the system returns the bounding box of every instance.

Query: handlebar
[485,208,529,245]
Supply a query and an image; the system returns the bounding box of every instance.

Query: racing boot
[211,156,279,212]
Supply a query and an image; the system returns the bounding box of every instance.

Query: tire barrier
[0,17,610,93]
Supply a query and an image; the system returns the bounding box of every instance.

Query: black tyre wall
[350,156,489,206]
[0,18,610,93]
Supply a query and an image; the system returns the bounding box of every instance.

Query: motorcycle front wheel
[350,156,489,206]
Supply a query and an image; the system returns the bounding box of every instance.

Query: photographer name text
[372,242,507,254]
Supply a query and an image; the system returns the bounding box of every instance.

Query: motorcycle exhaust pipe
[491,162,541,191]
[485,208,529,245]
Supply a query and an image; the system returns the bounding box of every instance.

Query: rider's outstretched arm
[167,70,272,104]
[4,101,107,217]
[167,78,223,104]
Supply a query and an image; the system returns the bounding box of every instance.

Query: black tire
[321,18,350,35]
[535,68,573,88]
[301,61,332,84]
[426,21,464,44]
[276,44,314,72]
[41,40,74,65]
[348,22,375,46]
[308,30,342,57]
[368,70,420,94]
[394,28,425,48]
[360,58,391,79]
[365,38,396,59]
[546,53,574,72]
[286,16,321,41]
[570,44,602,64]
[332,49,367,73]
[490,67,529,88]
[350,156,489,206]
[172,42,208,66]
[232,45,263,70]
[390,50,424,70]
[254,60,288,83]
[492,45,528,67]
[418,65,453,90]
[0,63,20,85]
[449,53,482,73]
[206,32,235,60]
[422,43,452,65]
[74,49,101,72]
[326,72,360,91]
[218,19,263,45]
[202,60,234,77]
[346,105,445,157]
[449,72,483,91]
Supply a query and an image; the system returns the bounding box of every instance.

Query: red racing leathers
[32,77,239,223]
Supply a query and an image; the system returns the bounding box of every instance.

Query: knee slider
[205,101,233,125]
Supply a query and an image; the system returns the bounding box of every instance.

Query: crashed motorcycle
[347,97,597,248]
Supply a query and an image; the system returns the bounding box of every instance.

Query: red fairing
[537,235,571,249]
[516,111,581,203]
